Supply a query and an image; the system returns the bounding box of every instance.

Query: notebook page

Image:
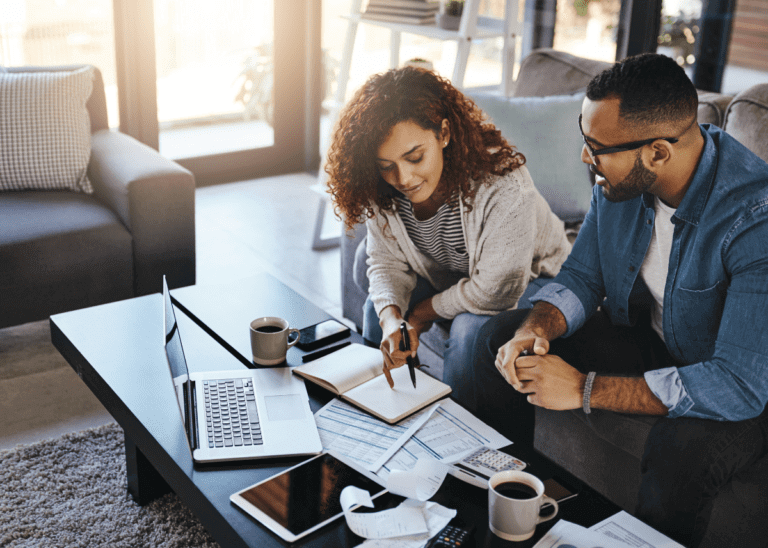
[294,343,383,395]
[344,367,451,423]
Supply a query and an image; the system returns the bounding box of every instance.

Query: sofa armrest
[341,221,368,330]
[88,129,196,295]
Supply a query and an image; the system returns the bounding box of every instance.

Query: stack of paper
[534,512,685,548]
[362,0,440,25]
[313,398,511,479]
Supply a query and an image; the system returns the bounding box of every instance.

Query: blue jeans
[472,307,768,547]
[363,276,549,412]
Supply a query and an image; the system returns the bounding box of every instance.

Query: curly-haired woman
[325,67,571,411]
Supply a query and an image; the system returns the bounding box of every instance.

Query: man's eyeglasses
[578,114,682,162]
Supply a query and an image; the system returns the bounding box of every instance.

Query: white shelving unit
[337,0,521,103]
[311,0,522,250]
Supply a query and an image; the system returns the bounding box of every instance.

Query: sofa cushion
[699,453,768,548]
[723,83,768,163]
[0,191,133,327]
[0,66,94,194]
[512,49,611,98]
[534,407,659,511]
[471,92,592,223]
[697,91,733,127]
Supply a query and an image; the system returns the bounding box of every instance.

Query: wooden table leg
[125,434,172,505]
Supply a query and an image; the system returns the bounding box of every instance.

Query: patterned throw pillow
[0,66,94,193]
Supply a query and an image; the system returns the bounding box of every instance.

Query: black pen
[400,322,418,388]
[301,341,352,363]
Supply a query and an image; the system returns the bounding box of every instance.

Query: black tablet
[230,452,388,542]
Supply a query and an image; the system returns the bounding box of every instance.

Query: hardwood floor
[195,172,344,320]
[0,172,345,450]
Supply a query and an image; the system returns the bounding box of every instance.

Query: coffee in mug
[488,470,559,541]
[494,481,539,500]
[249,317,300,365]
[254,325,283,334]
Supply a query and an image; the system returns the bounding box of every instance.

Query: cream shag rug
[0,423,220,548]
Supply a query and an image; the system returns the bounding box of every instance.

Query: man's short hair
[587,53,698,126]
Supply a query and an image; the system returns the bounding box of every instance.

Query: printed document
[314,399,439,470]
[589,511,684,548]
[534,512,684,548]
[377,398,512,480]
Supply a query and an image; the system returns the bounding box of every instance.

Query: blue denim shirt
[531,125,768,421]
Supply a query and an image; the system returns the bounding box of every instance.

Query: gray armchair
[0,65,195,329]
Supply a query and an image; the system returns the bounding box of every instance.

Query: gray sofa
[340,49,768,546]
[0,65,196,329]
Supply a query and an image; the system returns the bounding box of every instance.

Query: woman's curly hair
[325,67,526,231]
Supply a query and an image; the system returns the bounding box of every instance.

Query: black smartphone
[543,477,578,503]
[296,319,351,351]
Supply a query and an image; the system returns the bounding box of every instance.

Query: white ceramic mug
[249,317,300,365]
[488,470,559,541]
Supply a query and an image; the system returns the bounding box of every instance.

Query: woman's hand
[379,306,419,388]
[405,297,439,337]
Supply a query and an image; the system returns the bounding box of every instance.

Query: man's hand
[495,301,568,389]
[495,330,550,389]
[514,354,585,410]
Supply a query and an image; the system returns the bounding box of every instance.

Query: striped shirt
[394,194,469,275]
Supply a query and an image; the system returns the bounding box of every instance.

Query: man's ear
[648,140,673,168]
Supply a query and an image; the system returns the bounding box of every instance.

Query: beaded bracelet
[583,371,597,414]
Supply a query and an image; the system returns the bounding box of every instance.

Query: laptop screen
[163,276,190,382]
[162,276,196,450]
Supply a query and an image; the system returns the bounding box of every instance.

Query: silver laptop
[162,276,323,463]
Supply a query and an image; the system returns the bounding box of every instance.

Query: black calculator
[426,524,475,548]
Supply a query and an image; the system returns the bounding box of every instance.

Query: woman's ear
[440,119,450,148]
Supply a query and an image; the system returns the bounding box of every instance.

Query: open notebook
[292,343,451,423]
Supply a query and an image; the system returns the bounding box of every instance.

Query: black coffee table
[50,273,619,548]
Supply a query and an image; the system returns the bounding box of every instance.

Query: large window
[658,1,701,69]
[1,0,309,185]
[658,0,768,94]
[720,0,768,94]
[0,0,119,127]
[527,0,767,94]
[154,0,275,160]
[552,0,621,63]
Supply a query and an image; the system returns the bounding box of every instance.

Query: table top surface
[171,273,333,367]
[50,273,619,548]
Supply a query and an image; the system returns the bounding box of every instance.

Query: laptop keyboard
[203,378,263,448]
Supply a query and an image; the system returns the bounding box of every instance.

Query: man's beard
[593,152,657,203]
